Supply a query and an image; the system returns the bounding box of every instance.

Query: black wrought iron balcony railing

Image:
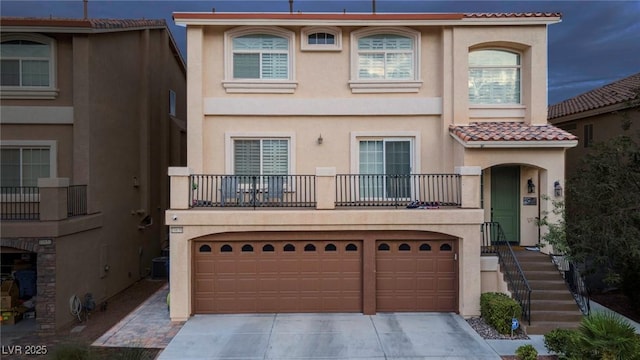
[335,174,461,208]
[0,186,40,220]
[550,254,591,316]
[67,185,88,217]
[1,185,88,220]
[190,175,317,208]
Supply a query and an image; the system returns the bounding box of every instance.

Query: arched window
[304,244,316,252]
[199,244,212,252]
[1,33,57,99]
[220,244,233,252]
[224,27,296,93]
[419,243,431,251]
[399,243,411,251]
[283,243,295,252]
[262,244,275,252]
[440,243,453,251]
[345,243,358,252]
[324,243,337,251]
[378,243,390,251]
[241,244,254,252]
[468,49,521,104]
[301,26,341,51]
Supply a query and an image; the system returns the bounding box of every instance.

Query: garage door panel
[376,240,457,312]
[195,240,362,313]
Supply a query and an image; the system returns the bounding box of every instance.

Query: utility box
[152,257,169,279]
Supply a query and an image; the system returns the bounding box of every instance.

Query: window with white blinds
[232,34,289,80]
[357,34,414,80]
[468,50,521,104]
[234,139,289,175]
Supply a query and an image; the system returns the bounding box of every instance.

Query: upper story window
[301,26,341,51]
[224,27,296,93]
[468,49,521,105]
[0,34,57,99]
[1,141,57,188]
[233,138,289,176]
[349,27,421,93]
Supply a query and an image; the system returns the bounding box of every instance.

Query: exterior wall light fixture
[317,134,323,145]
[527,178,536,194]
[554,181,563,197]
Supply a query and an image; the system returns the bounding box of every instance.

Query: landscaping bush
[480,292,522,335]
[575,311,640,360]
[50,343,90,360]
[544,328,582,359]
[515,344,538,360]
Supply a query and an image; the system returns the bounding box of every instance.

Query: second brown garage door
[376,240,458,312]
[194,240,362,313]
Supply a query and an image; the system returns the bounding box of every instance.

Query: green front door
[491,166,520,243]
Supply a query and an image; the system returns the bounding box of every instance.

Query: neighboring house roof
[548,72,640,120]
[173,11,561,26]
[449,122,578,148]
[0,17,185,71]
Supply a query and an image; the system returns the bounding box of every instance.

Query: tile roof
[449,122,578,144]
[463,12,562,18]
[548,72,640,120]
[0,17,167,30]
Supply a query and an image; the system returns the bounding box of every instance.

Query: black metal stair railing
[481,222,532,325]
[550,254,591,315]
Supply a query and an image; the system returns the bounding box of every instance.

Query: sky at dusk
[2,0,639,104]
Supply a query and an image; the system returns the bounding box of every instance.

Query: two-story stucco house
[0,17,186,331]
[166,11,577,323]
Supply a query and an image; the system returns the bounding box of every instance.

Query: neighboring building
[549,72,640,177]
[166,12,577,322]
[0,17,186,332]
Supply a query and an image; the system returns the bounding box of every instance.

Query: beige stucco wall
[481,256,509,294]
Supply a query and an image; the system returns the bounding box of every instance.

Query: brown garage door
[194,240,362,313]
[376,240,457,312]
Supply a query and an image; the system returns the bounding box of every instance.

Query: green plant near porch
[480,292,522,335]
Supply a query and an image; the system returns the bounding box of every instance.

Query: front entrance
[491,166,520,243]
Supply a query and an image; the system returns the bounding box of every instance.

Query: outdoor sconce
[527,178,536,194]
[317,134,323,145]
[554,181,563,197]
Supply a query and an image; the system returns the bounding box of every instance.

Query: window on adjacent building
[233,139,289,176]
[359,139,412,199]
[1,34,57,98]
[468,49,521,105]
[169,89,176,116]
[584,124,594,148]
[0,146,51,188]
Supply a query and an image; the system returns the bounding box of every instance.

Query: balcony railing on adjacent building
[336,174,461,208]
[0,187,40,220]
[190,175,317,208]
[1,185,88,221]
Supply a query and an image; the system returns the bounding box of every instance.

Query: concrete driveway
[157,313,501,360]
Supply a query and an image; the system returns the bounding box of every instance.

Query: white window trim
[349,27,422,94]
[468,48,522,106]
[224,132,296,176]
[0,140,58,188]
[223,26,297,94]
[301,26,342,51]
[349,131,420,174]
[1,33,58,99]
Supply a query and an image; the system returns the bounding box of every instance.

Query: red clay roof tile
[449,122,577,143]
[548,72,640,119]
[0,17,167,30]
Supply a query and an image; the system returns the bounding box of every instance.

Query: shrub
[480,292,522,334]
[543,328,585,359]
[515,344,538,360]
[575,311,640,360]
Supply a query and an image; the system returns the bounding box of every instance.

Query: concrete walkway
[158,313,502,359]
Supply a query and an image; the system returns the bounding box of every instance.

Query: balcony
[1,184,87,221]
[173,168,476,211]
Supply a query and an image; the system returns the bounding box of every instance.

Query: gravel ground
[466,317,529,340]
